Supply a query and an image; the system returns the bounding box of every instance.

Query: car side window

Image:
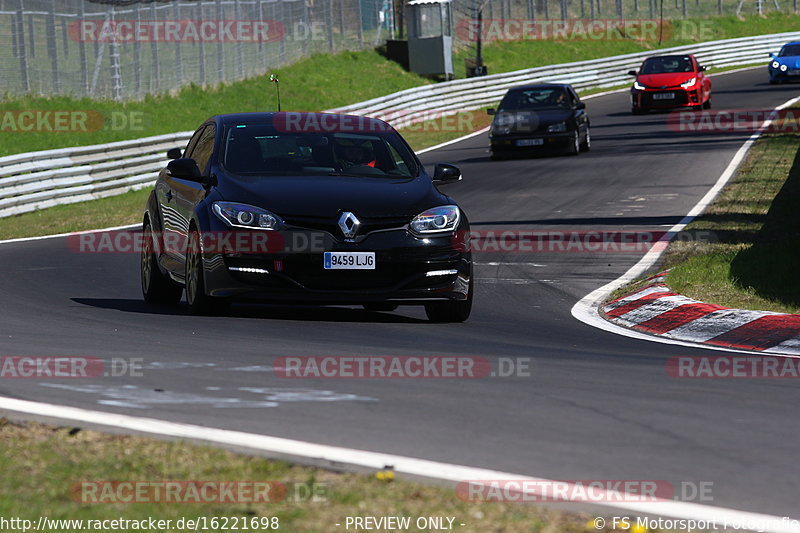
[568,89,579,107]
[189,125,216,175]
[183,126,206,159]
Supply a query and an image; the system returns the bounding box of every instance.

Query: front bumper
[769,66,800,82]
[631,87,700,110]
[200,228,472,304]
[490,131,574,153]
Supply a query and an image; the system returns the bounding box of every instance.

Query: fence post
[216,0,225,82]
[327,0,335,52]
[174,2,183,84]
[357,0,364,46]
[235,0,244,78]
[109,5,122,100]
[150,2,159,92]
[197,2,206,85]
[27,12,35,59]
[133,3,142,95]
[15,0,30,92]
[78,0,88,93]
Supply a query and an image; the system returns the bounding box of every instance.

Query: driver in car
[335,139,377,170]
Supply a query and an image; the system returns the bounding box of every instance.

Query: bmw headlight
[680,77,697,89]
[772,61,780,69]
[491,123,512,135]
[781,64,788,72]
[410,205,460,235]
[213,202,283,230]
[633,81,646,90]
[491,113,515,135]
[547,122,568,133]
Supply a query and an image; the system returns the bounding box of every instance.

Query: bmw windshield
[498,88,571,111]
[221,123,419,179]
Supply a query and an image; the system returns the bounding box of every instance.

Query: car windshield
[779,44,800,56]
[221,124,419,178]
[498,87,571,111]
[640,56,694,74]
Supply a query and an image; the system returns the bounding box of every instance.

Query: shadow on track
[71,298,427,323]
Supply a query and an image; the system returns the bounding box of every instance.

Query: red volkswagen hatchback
[628,54,711,114]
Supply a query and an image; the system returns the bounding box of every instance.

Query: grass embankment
[0,418,596,533]
[455,13,800,76]
[3,12,799,157]
[652,109,800,313]
[1,13,797,240]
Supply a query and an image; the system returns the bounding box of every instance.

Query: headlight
[680,77,697,89]
[633,81,646,90]
[491,123,512,135]
[491,113,515,135]
[409,205,460,235]
[772,61,780,69]
[781,64,788,72]
[547,122,567,133]
[212,202,283,230]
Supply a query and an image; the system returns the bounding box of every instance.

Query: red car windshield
[640,56,694,74]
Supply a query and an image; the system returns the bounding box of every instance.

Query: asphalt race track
[1,67,799,518]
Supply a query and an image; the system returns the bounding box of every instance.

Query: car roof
[507,83,574,91]
[782,41,800,47]
[206,112,393,131]
[643,54,695,60]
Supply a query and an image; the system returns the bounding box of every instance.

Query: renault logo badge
[338,212,360,239]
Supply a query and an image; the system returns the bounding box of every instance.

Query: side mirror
[575,102,586,110]
[167,158,202,181]
[627,70,638,76]
[166,147,183,159]
[432,163,462,184]
[487,108,496,115]
[699,65,707,71]
[769,52,776,58]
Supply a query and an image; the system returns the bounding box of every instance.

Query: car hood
[637,72,696,88]
[775,55,800,68]
[215,172,446,219]
[493,109,573,132]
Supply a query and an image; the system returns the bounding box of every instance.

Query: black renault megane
[140,112,472,322]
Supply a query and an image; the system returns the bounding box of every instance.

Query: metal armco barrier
[2,31,798,219]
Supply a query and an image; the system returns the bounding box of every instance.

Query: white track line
[0,396,797,531]
[572,95,800,356]
[0,223,140,246]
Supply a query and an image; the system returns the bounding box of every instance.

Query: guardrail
[2,31,798,219]
[328,31,800,128]
[0,132,192,218]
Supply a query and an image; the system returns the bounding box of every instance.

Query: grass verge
[1,13,797,158]
[630,108,800,313]
[0,418,596,533]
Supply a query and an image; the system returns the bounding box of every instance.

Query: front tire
[579,128,591,152]
[185,229,216,315]
[702,96,712,109]
[565,131,580,156]
[424,278,473,323]
[141,219,182,304]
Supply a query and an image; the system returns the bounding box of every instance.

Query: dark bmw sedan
[141,112,472,322]
[488,83,590,159]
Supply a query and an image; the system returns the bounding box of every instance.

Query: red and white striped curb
[602,273,800,355]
